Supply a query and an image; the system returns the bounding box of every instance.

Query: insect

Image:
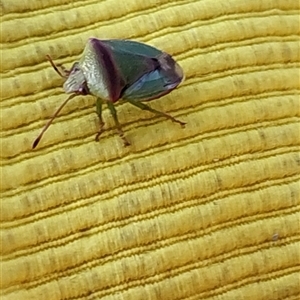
[32,38,185,148]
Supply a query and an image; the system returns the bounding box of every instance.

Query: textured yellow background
[1,0,300,299]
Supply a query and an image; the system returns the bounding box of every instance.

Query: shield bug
[32,38,185,148]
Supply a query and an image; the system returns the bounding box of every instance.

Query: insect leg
[32,93,77,149]
[107,101,130,146]
[95,98,105,141]
[126,99,186,126]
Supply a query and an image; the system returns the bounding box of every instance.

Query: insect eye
[71,62,81,73]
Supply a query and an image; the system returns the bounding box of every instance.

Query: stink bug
[32,38,185,148]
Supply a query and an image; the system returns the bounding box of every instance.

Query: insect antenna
[32,93,77,149]
[46,55,69,78]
